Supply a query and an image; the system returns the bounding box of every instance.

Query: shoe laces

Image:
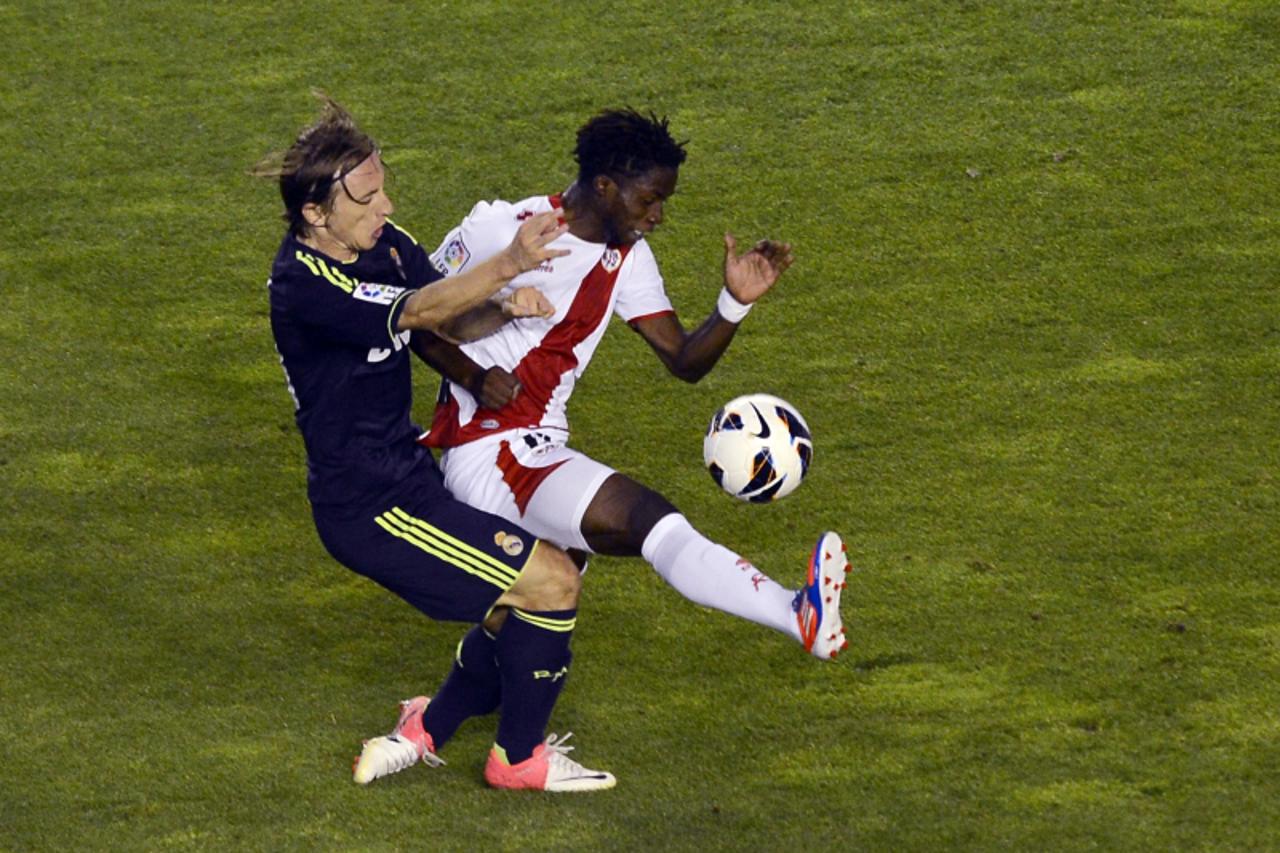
[397,733,447,769]
[393,700,446,768]
[543,732,574,755]
[375,736,422,774]
[542,732,588,776]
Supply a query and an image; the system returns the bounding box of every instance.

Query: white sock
[641,513,800,640]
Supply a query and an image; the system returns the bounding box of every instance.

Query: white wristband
[716,288,753,324]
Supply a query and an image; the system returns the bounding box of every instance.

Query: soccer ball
[703,393,813,502]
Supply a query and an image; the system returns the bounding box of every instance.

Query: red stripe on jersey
[496,440,568,515]
[423,242,633,448]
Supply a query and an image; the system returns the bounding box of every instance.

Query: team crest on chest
[389,247,407,281]
[601,248,622,273]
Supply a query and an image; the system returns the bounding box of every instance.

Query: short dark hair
[254,94,378,237]
[573,108,687,185]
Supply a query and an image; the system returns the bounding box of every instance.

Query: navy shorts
[311,477,538,624]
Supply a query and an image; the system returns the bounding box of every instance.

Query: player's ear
[302,201,327,229]
[592,174,617,199]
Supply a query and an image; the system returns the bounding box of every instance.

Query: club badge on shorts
[495,531,525,557]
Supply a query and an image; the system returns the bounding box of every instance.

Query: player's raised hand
[722,232,795,304]
[503,209,570,276]
[501,286,555,320]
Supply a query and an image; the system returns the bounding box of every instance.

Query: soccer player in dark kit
[258,96,615,792]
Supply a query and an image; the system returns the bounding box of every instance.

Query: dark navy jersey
[269,222,444,510]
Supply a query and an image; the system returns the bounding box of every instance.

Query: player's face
[308,152,393,260]
[599,166,678,245]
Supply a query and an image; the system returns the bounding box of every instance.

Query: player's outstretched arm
[396,210,567,333]
[631,233,795,383]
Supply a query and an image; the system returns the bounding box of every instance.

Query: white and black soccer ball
[703,393,813,502]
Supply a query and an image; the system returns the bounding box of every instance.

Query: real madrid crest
[494,531,525,557]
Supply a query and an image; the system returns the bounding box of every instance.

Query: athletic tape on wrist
[717,288,753,323]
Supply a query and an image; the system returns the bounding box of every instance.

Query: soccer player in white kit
[416,109,850,661]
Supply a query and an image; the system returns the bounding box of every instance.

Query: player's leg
[580,473,799,633]
[433,437,605,767]
[486,542,579,767]
[456,431,849,657]
[320,494,609,789]
[317,496,529,784]
[444,431,848,658]
[391,515,612,791]
[481,544,615,791]
[581,473,851,659]
[416,624,500,748]
[418,529,584,750]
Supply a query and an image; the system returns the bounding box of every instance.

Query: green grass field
[3,0,1278,849]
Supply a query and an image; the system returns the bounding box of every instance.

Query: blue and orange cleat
[795,531,851,660]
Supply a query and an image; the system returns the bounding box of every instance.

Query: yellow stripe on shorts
[512,608,577,633]
[375,507,521,590]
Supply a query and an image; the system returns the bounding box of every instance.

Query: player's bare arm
[632,233,795,383]
[412,333,522,409]
[437,287,555,344]
[397,210,567,333]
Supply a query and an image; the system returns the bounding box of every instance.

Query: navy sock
[423,626,501,749]
[494,608,575,764]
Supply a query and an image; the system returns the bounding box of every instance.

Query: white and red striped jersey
[422,194,674,448]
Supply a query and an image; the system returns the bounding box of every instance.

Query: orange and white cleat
[795,531,851,660]
[483,733,616,793]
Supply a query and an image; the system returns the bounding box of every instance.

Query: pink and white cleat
[483,733,616,793]
[795,531,852,660]
[352,695,444,785]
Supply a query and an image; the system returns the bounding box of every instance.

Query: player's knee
[538,548,581,610]
[522,544,581,611]
[627,488,679,548]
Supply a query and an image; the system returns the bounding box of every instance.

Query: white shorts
[437,428,616,553]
